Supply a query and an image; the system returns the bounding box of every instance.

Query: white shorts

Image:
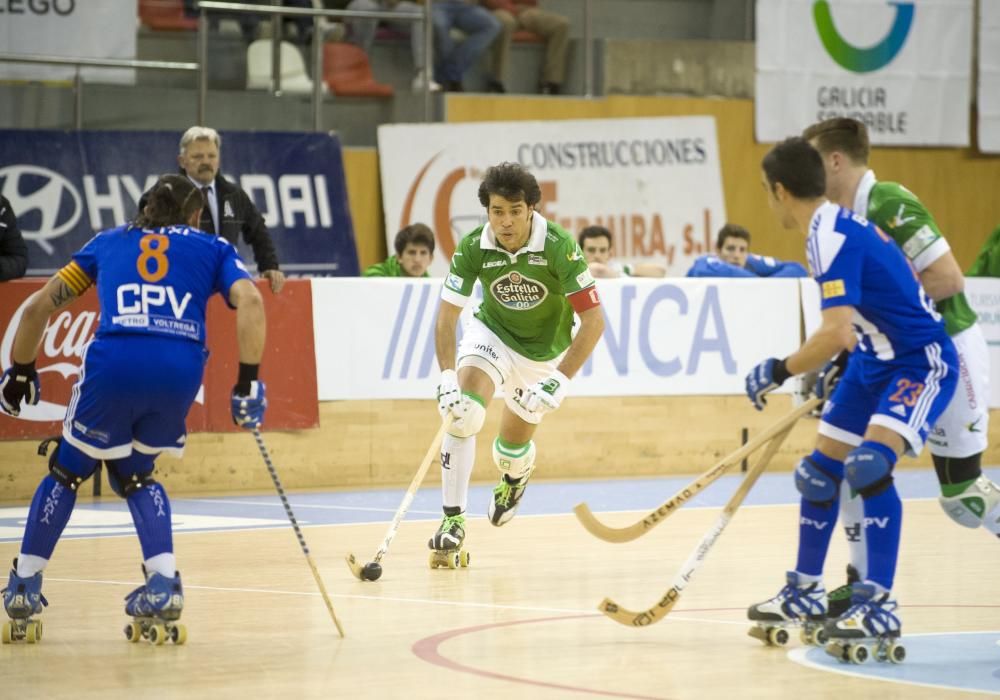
[927,324,990,458]
[456,317,563,425]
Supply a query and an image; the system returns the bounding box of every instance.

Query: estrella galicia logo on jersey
[821,279,846,299]
[813,0,914,73]
[489,271,548,310]
[0,165,83,255]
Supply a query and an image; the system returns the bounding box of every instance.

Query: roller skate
[747,571,828,647]
[123,567,187,645]
[2,560,47,644]
[824,582,904,664]
[488,469,533,527]
[826,564,861,619]
[428,510,470,570]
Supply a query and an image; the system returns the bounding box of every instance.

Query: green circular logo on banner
[813,0,914,73]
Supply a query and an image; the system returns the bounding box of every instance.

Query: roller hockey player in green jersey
[805,117,998,614]
[429,162,605,569]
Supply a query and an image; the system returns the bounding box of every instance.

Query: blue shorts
[819,341,958,457]
[61,334,207,461]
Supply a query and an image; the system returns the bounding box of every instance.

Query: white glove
[517,370,570,415]
[436,369,467,422]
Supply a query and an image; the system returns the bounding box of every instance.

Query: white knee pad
[938,476,1000,534]
[447,397,486,438]
[492,438,536,480]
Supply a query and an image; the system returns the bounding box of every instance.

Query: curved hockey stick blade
[599,587,684,627]
[574,398,819,543]
[345,553,365,581]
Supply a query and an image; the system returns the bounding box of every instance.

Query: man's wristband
[773,358,792,385]
[235,363,259,395]
[12,361,36,379]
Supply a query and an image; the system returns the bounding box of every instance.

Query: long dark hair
[135,174,204,228]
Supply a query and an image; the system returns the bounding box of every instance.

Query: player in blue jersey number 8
[0,175,267,645]
[743,138,957,664]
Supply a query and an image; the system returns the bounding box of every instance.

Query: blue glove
[745,358,791,411]
[231,380,267,429]
[0,363,40,417]
[814,351,849,400]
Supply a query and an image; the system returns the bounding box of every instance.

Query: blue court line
[1,468,997,543]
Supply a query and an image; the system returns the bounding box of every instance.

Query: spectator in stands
[578,226,665,278]
[480,0,570,94]
[184,1,314,44]
[0,195,28,281]
[686,223,808,278]
[432,0,501,91]
[364,223,435,277]
[341,0,441,91]
[967,223,1000,277]
[139,126,285,293]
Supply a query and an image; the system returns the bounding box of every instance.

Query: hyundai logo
[0,165,82,255]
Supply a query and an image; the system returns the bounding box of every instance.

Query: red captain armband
[568,286,601,313]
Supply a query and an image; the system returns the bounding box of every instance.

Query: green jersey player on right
[804,118,998,601]
[431,162,605,565]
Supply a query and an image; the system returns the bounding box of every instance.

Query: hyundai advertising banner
[756,0,973,145]
[311,277,802,400]
[0,130,359,277]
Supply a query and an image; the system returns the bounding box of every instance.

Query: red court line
[411,613,672,700]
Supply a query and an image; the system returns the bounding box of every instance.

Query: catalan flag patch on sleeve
[56,261,93,295]
[821,279,846,299]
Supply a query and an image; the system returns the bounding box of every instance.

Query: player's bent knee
[938,475,1000,534]
[447,396,486,438]
[794,455,839,506]
[105,453,158,499]
[492,437,536,480]
[45,437,97,491]
[844,446,894,498]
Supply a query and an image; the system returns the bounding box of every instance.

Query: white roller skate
[747,571,828,647]
[2,560,47,644]
[824,582,904,664]
[428,511,470,570]
[123,566,187,645]
[488,470,532,527]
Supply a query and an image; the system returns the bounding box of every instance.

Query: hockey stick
[252,427,345,638]
[599,417,797,628]
[574,397,820,543]
[346,417,451,581]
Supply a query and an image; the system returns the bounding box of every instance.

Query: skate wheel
[848,644,869,664]
[2,620,13,644]
[459,550,471,568]
[25,620,39,644]
[148,623,167,646]
[171,623,187,645]
[801,626,827,646]
[446,552,460,569]
[767,626,789,646]
[887,641,905,664]
[125,621,143,643]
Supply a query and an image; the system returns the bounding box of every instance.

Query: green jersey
[362,255,428,278]
[855,171,977,336]
[967,225,1000,278]
[441,214,595,361]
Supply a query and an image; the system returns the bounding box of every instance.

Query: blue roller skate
[2,560,47,644]
[747,571,828,647]
[824,582,905,664]
[123,567,186,645]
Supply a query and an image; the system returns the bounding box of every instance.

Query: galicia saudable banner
[0,130,359,277]
[755,0,973,146]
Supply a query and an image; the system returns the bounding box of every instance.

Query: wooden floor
[1,484,999,699]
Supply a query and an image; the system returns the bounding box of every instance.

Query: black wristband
[772,358,792,385]
[12,361,36,378]
[235,363,259,395]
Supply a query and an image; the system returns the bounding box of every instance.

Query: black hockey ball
[361,562,382,581]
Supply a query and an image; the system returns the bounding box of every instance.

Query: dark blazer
[138,172,281,272]
[0,195,28,281]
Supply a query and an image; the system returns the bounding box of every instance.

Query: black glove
[0,362,41,417]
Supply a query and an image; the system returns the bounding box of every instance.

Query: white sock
[16,554,47,578]
[839,481,868,580]
[441,434,475,512]
[796,571,822,585]
[144,553,176,579]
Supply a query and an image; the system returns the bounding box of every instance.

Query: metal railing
[196,0,436,128]
[0,54,199,129]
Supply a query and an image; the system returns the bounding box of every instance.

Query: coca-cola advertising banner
[0,130,360,277]
[0,279,319,440]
